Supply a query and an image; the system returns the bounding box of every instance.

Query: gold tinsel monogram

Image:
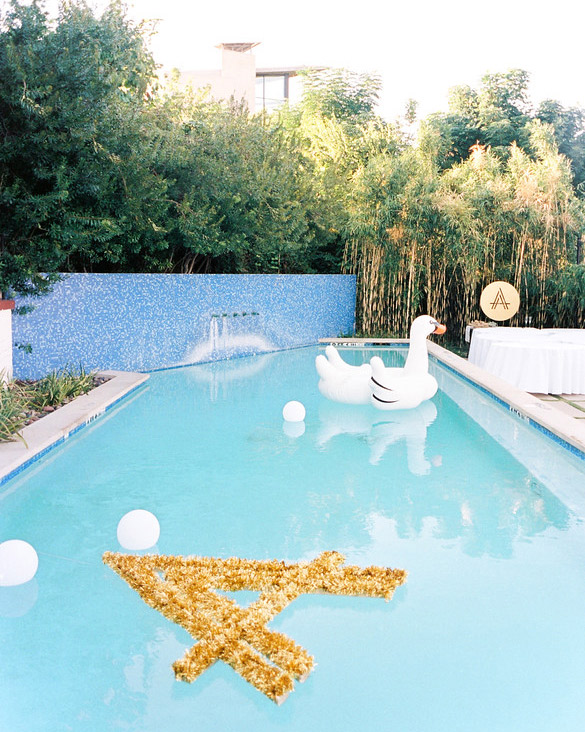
[103,550,407,704]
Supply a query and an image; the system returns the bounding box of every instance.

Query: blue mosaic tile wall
[12,274,356,379]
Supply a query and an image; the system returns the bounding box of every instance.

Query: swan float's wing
[316,353,343,382]
[369,356,438,410]
[325,345,372,376]
[316,353,372,405]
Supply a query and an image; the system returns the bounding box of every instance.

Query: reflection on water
[1,347,584,732]
[317,400,439,474]
[243,415,572,562]
[282,420,305,438]
[273,457,571,562]
[198,347,576,562]
[0,579,38,617]
[185,352,276,401]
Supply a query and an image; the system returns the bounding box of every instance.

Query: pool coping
[0,370,149,486]
[2,338,585,487]
[320,338,585,460]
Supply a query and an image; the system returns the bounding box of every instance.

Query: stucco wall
[12,273,356,379]
[0,304,14,381]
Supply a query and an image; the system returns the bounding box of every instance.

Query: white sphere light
[282,400,306,422]
[0,540,39,586]
[117,510,160,551]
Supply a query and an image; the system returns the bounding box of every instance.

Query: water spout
[184,313,275,365]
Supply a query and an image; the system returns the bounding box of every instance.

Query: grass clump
[26,366,96,410]
[0,381,29,443]
[0,366,99,443]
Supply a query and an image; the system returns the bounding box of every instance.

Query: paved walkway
[532,392,585,423]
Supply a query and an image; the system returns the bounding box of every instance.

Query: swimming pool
[1,346,585,732]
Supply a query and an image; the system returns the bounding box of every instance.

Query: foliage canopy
[1,0,584,339]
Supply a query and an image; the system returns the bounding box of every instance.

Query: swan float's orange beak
[433,322,446,335]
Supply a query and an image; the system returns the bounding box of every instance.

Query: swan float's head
[409,315,446,339]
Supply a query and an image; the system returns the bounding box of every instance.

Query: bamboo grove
[2,1,585,341]
[344,122,585,339]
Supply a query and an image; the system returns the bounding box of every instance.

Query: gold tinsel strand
[103,550,407,704]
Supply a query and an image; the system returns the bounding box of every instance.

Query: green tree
[0,0,64,296]
[426,70,533,169]
[298,67,382,124]
[535,99,585,192]
[0,0,168,296]
[279,67,404,275]
[149,80,334,274]
[345,119,585,338]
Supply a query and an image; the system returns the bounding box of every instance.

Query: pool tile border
[3,338,585,488]
[321,338,585,461]
[428,345,585,460]
[0,371,149,486]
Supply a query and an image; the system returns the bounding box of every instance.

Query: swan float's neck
[404,334,429,374]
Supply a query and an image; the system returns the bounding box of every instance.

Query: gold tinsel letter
[103,550,407,704]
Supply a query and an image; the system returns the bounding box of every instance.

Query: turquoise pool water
[1,346,585,732]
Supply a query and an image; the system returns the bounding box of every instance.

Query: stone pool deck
[1,341,584,487]
[530,392,585,421]
[320,338,585,457]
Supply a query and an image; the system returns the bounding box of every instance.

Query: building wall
[0,305,14,382]
[181,48,256,111]
[12,274,356,379]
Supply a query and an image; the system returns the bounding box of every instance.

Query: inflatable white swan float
[315,345,373,404]
[315,315,446,410]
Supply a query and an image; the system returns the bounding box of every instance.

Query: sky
[46,0,585,121]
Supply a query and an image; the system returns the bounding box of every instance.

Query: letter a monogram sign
[479,281,520,321]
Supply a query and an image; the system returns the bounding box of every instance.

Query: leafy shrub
[0,366,98,443]
[0,380,29,443]
[27,366,96,410]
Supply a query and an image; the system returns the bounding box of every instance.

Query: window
[255,75,288,111]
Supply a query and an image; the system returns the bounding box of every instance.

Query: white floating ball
[117,510,160,551]
[0,540,39,586]
[282,400,306,422]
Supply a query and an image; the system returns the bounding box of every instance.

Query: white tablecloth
[468,328,585,393]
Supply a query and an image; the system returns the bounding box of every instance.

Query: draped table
[468,327,585,394]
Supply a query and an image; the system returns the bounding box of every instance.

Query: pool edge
[321,338,585,460]
[3,339,584,485]
[0,371,150,486]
